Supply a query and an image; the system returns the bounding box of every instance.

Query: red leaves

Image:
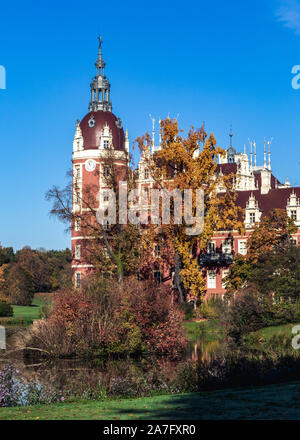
[45,279,186,358]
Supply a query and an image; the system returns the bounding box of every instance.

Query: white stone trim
[71,236,96,240]
[72,264,94,268]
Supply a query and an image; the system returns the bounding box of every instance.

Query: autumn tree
[249,243,300,301]
[137,118,244,303]
[5,263,34,306]
[0,246,14,266]
[46,148,141,282]
[225,209,297,296]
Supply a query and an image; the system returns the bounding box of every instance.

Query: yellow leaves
[174,237,205,300]
[246,209,295,263]
[137,118,244,302]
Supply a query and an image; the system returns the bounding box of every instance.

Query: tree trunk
[174,251,185,303]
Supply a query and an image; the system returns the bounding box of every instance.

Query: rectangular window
[144,169,149,180]
[207,241,216,254]
[103,140,109,149]
[249,212,256,224]
[207,270,216,289]
[103,166,110,178]
[171,271,175,289]
[153,244,161,258]
[103,218,110,230]
[75,245,81,260]
[238,240,247,255]
[103,191,109,202]
[75,272,81,289]
[290,237,297,246]
[222,269,229,289]
[75,218,81,231]
[75,191,81,204]
[74,166,81,181]
[222,239,231,254]
[153,270,162,284]
[291,210,297,221]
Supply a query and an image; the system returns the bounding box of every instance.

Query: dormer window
[88,117,95,128]
[103,191,109,202]
[144,169,149,180]
[103,218,110,230]
[291,210,297,221]
[103,140,109,149]
[249,212,256,224]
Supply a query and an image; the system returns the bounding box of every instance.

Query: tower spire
[149,115,155,153]
[89,37,112,112]
[229,124,233,148]
[267,138,272,171]
[264,138,267,168]
[248,139,253,171]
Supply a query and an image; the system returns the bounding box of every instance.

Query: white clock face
[85,159,96,172]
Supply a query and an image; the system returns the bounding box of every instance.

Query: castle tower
[71,38,129,287]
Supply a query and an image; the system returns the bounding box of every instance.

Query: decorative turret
[125,128,129,153]
[267,138,272,171]
[89,37,112,112]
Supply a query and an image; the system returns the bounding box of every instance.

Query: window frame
[207,270,216,289]
[75,272,81,289]
[222,269,229,289]
[238,239,247,255]
[75,244,81,260]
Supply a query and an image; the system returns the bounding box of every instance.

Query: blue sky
[0,0,300,251]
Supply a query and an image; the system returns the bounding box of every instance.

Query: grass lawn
[1,380,300,420]
[183,320,225,342]
[253,323,297,341]
[0,293,51,326]
[184,319,299,345]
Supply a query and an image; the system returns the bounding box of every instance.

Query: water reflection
[187,340,223,362]
[0,325,224,396]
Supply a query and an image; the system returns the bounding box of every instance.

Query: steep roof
[235,187,300,217]
[80,111,125,151]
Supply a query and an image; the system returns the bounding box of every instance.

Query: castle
[71,39,300,297]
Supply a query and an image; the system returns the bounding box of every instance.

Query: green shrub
[225,286,265,342]
[262,302,300,327]
[199,297,226,319]
[0,301,13,317]
[181,302,195,320]
[226,285,300,342]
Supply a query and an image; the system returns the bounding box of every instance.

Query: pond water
[0,323,225,397]
[1,322,299,403]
